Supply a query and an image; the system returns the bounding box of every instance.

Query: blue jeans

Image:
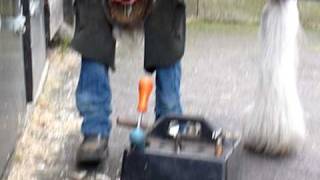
[76,57,182,137]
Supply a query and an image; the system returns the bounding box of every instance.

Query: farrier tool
[117,76,242,180]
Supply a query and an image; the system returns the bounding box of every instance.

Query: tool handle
[137,76,153,113]
[117,117,149,130]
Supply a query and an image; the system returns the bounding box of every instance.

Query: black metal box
[121,116,242,180]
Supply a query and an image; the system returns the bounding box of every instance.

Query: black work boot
[76,135,109,165]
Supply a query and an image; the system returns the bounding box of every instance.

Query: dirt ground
[5,22,320,180]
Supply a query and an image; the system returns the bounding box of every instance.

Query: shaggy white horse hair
[243,0,306,155]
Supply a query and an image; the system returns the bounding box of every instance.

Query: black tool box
[120,116,242,180]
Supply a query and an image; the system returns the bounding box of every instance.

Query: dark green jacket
[71,0,186,72]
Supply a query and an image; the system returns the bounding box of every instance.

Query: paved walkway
[6,22,320,180]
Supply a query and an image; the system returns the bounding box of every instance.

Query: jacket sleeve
[173,0,186,40]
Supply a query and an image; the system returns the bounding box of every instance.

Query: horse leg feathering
[242,0,306,155]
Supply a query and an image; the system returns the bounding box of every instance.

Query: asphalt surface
[6,23,320,180]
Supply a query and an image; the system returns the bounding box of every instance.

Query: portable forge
[117,76,242,180]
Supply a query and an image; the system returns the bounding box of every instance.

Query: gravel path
[6,23,320,180]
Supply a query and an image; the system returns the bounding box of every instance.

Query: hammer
[128,76,153,150]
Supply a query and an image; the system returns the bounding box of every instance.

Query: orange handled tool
[137,76,153,113]
[136,76,153,128]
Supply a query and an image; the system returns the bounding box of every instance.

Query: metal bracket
[0,12,26,34]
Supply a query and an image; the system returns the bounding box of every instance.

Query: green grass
[188,0,320,30]
[197,0,264,25]
[299,1,320,30]
[187,20,320,53]
[187,20,258,34]
[59,36,72,55]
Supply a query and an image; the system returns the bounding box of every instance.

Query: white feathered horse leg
[243,0,306,155]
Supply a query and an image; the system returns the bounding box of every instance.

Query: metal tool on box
[117,76,242,180]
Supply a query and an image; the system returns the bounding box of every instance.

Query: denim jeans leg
[76,57,112,138]
[155,61,183,120]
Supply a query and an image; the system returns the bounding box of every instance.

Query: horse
[242,0,306,155]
